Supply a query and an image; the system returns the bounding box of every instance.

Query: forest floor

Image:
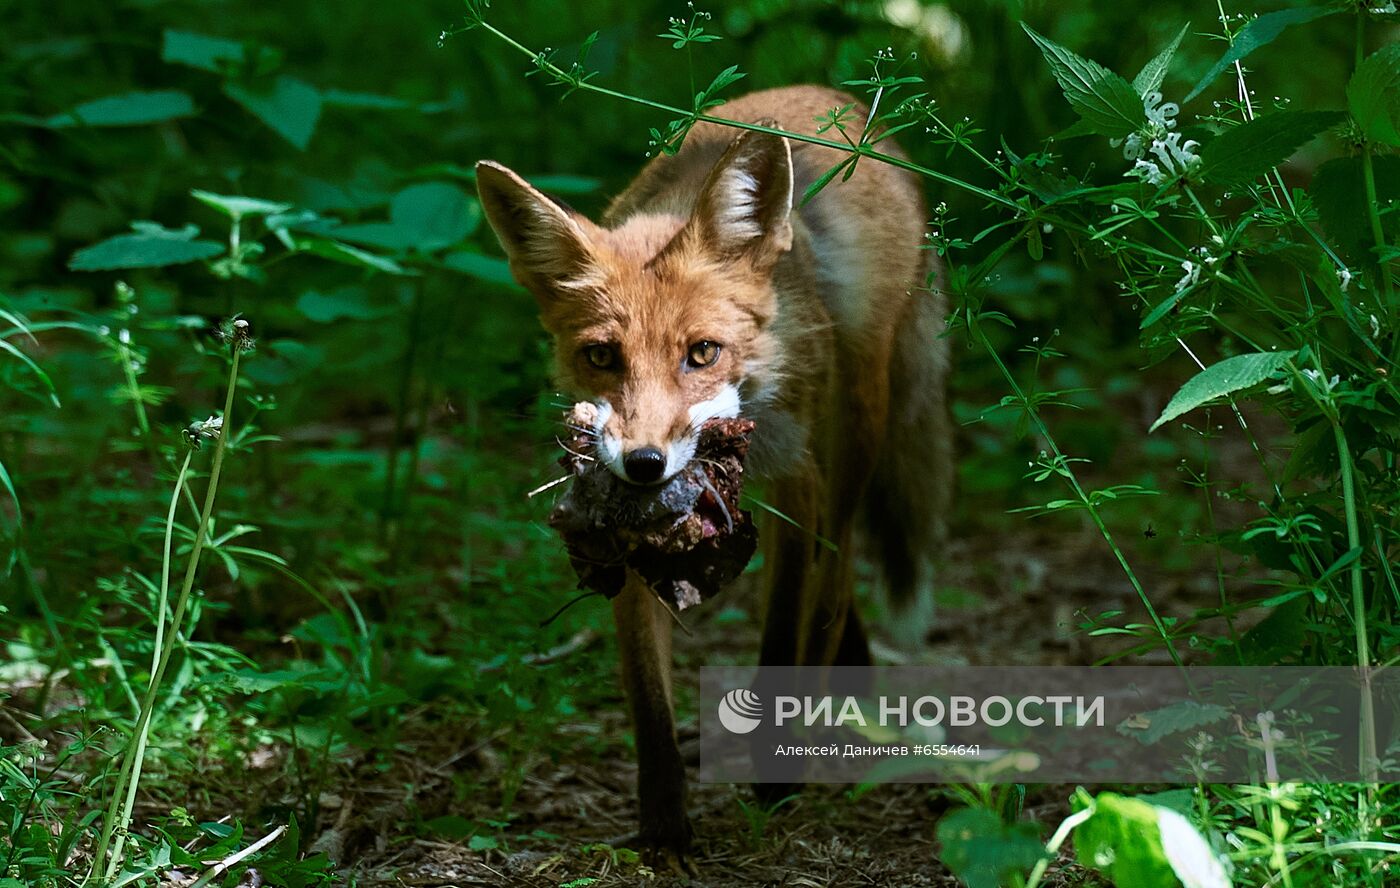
[333,523,1230,887]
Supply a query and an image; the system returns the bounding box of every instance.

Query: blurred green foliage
[0,0,1392,883]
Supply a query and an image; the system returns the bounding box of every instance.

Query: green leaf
[334,183,479,252]
[1150,351,1295,432]
[0,458,20,532]
[936,807,1046,888]
[46,90,194,128]
[68,222,224,271]
[1076,793,1230,888]
[191,189,292,218]
[161,29,245,72]
[1197,110,1343,185]
[1347,43,1400,147]
[1231,597,1307,665]
[1311,155,1400,263]
[0,338,59,407]
[1022,24,1143,138]
[329,222,415,251]
[224,76,321,150]
[1185,7,1336,103]
[1133,23,1189,96]
[389,182,479,250]
[1118,700,1231,744]
[295,287,387,322]
[292,237,410,275]
[442,250,518,287]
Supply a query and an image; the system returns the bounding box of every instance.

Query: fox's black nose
[623,446,667,484]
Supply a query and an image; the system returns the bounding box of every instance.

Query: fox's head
[477,130,794,485]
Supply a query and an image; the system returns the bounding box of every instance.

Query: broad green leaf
[162,29,243,71]
[1197,110,1343,185]
[68,222,224,271]
[1151,351,1296,432]
[1117,700,1231,744]
[1347,43,1400,147]
[333,183,477,252]
[936,807,1047,888]
[47,90,194,128]
[1311,155,1400,263]
[1022,24,1143,138]
[1185,7,1336,102]
[292,237,410,275]
[1231,597,1307,665]
[224,76,321,150]
[295,287,386,322]
[191,189,292,218]
[329,222,415,251]
[389,182,479,250]
[1076,793,1229,888]
[1133,23,1189,96]
[442,250,518,287]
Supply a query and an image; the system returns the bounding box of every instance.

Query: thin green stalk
[152,452,192,675]
[382,280,424,552]
[89,346,243,885]
[466,16,1017,210]
[115,326,203,524]
[973,318,1187,675]
[1361,147,1396,320]
[1333,421,1378,789]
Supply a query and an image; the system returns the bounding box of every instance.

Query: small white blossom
[1338,267,1353,292]
[1176,260,1201,293]
[1302,368,1340,393]
[1143,91,1180,130]
[1371,314,1382,338]
[1126,132,1201,185]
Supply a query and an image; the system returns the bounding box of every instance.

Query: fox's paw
[630,827,697,879]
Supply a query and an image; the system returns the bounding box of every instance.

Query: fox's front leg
[611,572,695,875]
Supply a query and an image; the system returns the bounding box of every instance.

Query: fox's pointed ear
[690,126,794,270]
[475,160,604,299]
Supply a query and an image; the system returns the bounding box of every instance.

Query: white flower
[1176,260,1201,293]
[1371,314,1381,338]
[192,415,223,439]
[1338,267,1353,292]
[1143,90,1180,131]
[1126,132,1201,185]
[1112,131,1146,161]
[1302,369,1340,393]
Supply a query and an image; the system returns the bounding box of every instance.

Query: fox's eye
[686,340,722,369]
[584,344,617,370]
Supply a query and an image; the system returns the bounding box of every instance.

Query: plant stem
[973,318,1188,676]
[1333,421,1378,817]
[89,347,242,885]
[469,17,1017,210]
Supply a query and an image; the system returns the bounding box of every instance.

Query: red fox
[477,85,951,873]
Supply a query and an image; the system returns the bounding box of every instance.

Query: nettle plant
[458,0,1400,885]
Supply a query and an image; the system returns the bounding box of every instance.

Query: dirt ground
[333,524,1228,887]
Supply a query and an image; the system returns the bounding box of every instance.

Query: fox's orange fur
[477,85,951,873]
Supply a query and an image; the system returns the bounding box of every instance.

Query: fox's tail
[864,270,953,644]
